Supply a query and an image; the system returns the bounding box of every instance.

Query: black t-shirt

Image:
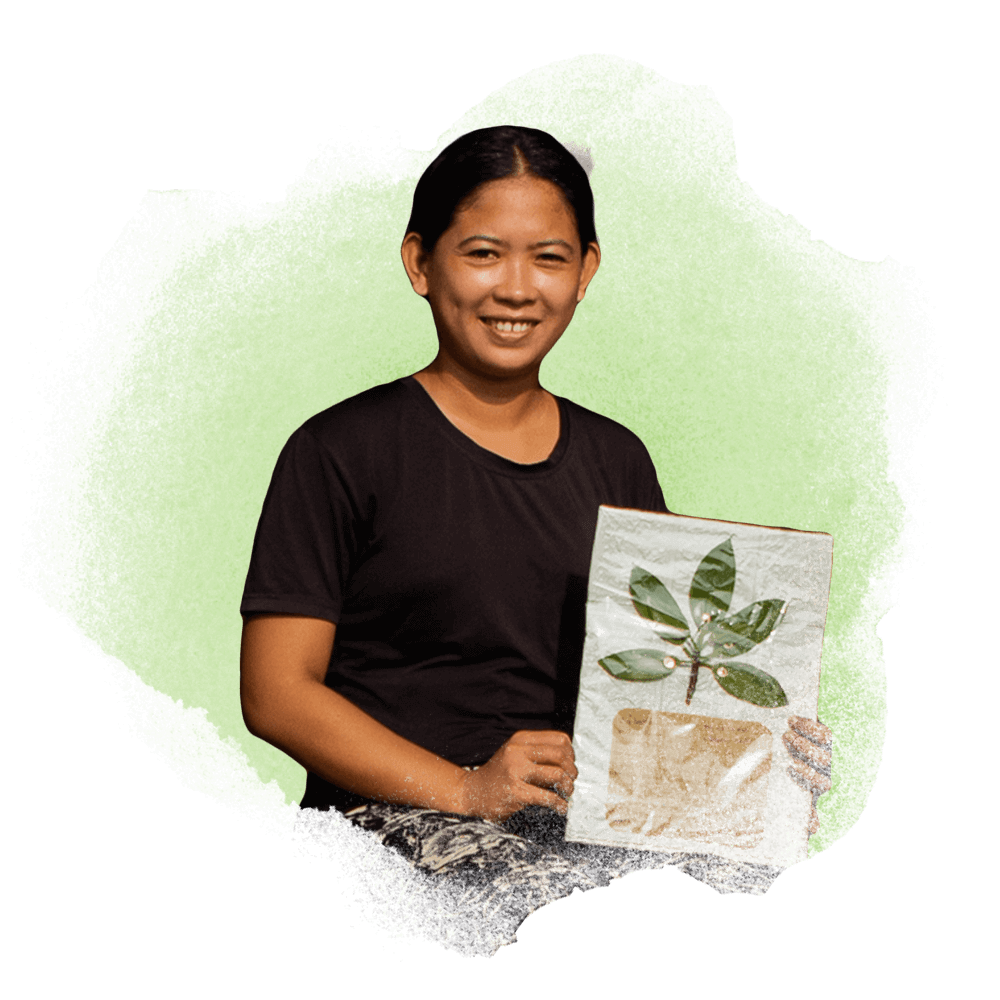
[241,376,668,810]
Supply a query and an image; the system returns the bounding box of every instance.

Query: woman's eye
[464,248,567,262]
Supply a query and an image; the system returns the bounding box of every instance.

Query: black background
[15,27,956,976]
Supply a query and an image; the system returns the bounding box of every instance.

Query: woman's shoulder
[560,395,654,456]
[295,378,414,447]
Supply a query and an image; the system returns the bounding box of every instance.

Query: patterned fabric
[343,803,782,954]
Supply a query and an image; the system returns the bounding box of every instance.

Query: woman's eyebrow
[457,235,574,249]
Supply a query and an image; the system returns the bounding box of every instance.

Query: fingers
[508,730,576,778]
[788,716,832,750]
[784,717,832,799]
[520,781,570,814]
[808,804,820,837]
[509,730,574,753]
[524,763,575,798]
[510,729,579,816]
[783,730,831,774]
[465,730,577,822]
[787,756,831,794]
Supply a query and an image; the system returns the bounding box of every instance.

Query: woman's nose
[493,256,535,305]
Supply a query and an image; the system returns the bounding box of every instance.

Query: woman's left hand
[783,716,832,837]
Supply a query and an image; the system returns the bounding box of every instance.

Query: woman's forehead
[450,175,578,235]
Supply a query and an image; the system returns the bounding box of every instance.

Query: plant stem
[685,662,699,705]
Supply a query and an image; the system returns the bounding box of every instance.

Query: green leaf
[707,599,786,657]
[655,631,689,646]
[689,538,736,625]
[710,661,788,707]
[629,567,689,641]
[599,649,680,682]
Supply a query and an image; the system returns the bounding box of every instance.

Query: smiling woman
[401,171,599,463]
[238,126,831,952]
[400,132,600,464]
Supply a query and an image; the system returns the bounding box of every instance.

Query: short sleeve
[240,426,363,623]
[646,475,670,514]
[629,436,670,514]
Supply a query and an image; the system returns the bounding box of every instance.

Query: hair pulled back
[405,126,597,254]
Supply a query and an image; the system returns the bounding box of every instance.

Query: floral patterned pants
[341,803,781,954]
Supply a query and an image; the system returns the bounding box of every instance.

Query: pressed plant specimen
[598,538,789,707]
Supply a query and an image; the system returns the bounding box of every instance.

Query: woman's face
[402,175,600,381]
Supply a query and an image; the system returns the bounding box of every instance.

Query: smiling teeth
[489,320,533,332]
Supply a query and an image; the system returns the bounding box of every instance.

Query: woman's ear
[576,242,601,303]
[401,232,431,298]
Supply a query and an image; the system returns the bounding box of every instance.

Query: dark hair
[405,126,597,253]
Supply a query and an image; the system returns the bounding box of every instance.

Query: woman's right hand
[460,730,577,823]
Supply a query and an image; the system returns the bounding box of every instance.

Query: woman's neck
[413,356,555,434]
[412,358,560,464]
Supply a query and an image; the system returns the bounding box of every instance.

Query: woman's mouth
[482,318,538,334]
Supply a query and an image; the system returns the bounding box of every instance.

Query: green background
[55,56,902,854]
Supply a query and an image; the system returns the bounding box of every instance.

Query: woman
[239,127,831,946]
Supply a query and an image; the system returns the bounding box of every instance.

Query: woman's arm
[240,614,465,811]
[240,614,575,820]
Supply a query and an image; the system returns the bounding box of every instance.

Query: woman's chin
[441,356,537,386]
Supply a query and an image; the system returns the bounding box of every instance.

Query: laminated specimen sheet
[565,506,833,869]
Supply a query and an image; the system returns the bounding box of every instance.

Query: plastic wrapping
[565,506,833,869]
